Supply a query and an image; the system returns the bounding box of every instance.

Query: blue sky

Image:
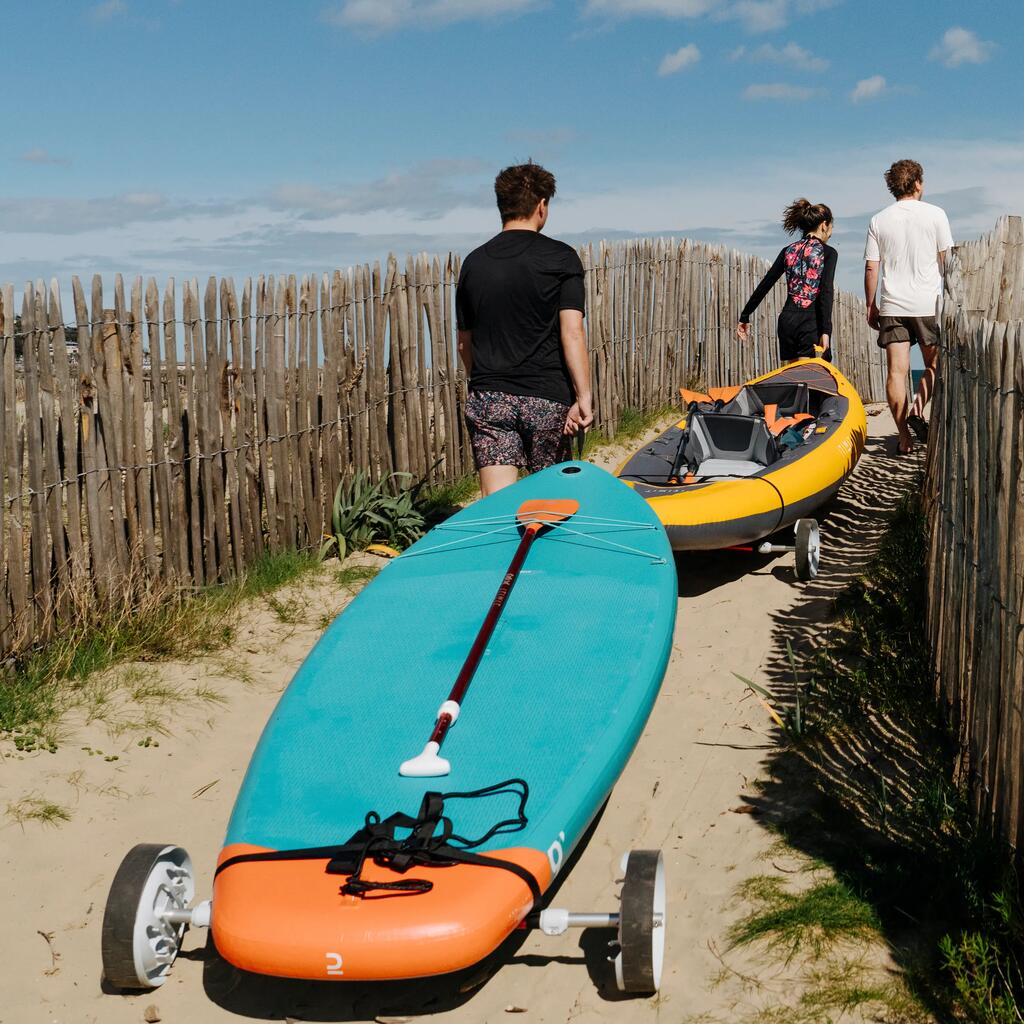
[1,0,1021,296]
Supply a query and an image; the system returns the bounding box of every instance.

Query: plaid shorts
[465,390,570,473]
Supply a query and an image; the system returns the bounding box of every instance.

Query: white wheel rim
[808,522,820,578]
[651,852,666,990]
[132,847,194,988]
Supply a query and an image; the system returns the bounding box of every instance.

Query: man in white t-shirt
[864,158,953,454]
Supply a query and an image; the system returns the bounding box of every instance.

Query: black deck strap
[213,778,540,904]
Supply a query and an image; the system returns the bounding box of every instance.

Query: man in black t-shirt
[456,162,593,496]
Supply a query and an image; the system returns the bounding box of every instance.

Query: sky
[1,0,1021,301]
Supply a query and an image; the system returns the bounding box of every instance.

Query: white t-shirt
[864,200,954,317]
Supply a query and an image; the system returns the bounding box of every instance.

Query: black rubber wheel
[794,518,820,581]
[101,843,193,991]
[616,850,666,994]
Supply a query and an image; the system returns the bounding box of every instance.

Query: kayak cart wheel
[614,850,666,994]
[794,518,820,581]
[101,843,195,990]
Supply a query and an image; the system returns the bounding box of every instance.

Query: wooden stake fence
[925,215,1024,854]
[0,237,884,658]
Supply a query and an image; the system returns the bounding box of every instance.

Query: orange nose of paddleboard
[515,498,579,529]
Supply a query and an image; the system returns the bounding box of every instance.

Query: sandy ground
[0,406,928,1024]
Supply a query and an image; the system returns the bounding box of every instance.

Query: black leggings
[777,304,830,362]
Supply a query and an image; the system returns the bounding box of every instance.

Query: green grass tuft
[0,549,318,737]
[730,876,881,961]
[582,404,679,458]
[238,550,319,596]
[335,565,380,592]
[7,794,71,827]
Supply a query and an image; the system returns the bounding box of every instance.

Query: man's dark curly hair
[884,159,923,199]
[494,162,556,224]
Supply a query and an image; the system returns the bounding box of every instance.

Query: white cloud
[731,40,828,70]
[585,0,836,33]
[930,27,996,67]
[4,133,1019,305]
[270,159,492,220]
[659,43,701,75]
[728,0,787,32]
[849,75,887,102]
[743,82,819,100]
[584,0,717,15]
[18,148,71,167]
[321,0,540,32]
[89,0,127,21]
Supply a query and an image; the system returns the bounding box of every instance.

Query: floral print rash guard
[740,236,838,337]
[784,238,825,308]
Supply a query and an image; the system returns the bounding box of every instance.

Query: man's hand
[564,395,594,436]
[866,304,880,330]
[819,334,830,351]
[736,322,751,343]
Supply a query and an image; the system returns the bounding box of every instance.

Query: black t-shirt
[456,230,586,405]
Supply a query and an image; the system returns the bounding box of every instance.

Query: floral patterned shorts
[465,390,570,473]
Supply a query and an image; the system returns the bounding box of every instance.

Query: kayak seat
[719,381,810,419]
[752,381,810,417]
[683,412,778,478]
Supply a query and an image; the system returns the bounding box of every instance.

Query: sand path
[1,406,925,1024]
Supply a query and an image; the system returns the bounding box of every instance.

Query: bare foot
[897,430,915,455]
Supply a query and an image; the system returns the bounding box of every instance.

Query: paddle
[399,498,580,777]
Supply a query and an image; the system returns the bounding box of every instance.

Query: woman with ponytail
[736,199,837,363]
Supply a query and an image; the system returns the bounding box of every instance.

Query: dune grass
[730,876,882,963]
[0,550,318,737]
[581,404,679,459]
[6,794,72,827]
[336,565,380,592]
[746,490,1023,1022]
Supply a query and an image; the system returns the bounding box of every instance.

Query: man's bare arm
[864,260,880,329]
[457,329,473,376]
[559,309,593,432]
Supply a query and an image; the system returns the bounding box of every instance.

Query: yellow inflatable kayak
[616,359,866,569]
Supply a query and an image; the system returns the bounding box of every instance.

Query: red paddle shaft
[426,522,541,747]
[399,498,579,777]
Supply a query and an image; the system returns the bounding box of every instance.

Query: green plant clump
[320,471,427,561]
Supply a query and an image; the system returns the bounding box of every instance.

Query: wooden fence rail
[925,215,1024,854]
[0,237,883,658]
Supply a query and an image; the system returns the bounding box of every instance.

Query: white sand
[0,406,929,1024]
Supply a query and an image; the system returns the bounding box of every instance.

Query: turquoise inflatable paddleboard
[203,461,677,984]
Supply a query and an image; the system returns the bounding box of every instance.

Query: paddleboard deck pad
[211,462,676,981]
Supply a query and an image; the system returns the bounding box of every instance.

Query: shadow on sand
[720,433,963,1011]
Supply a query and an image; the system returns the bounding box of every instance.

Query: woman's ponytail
[782,198,833,235]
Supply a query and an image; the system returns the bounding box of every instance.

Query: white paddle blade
[399,741,451,778]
